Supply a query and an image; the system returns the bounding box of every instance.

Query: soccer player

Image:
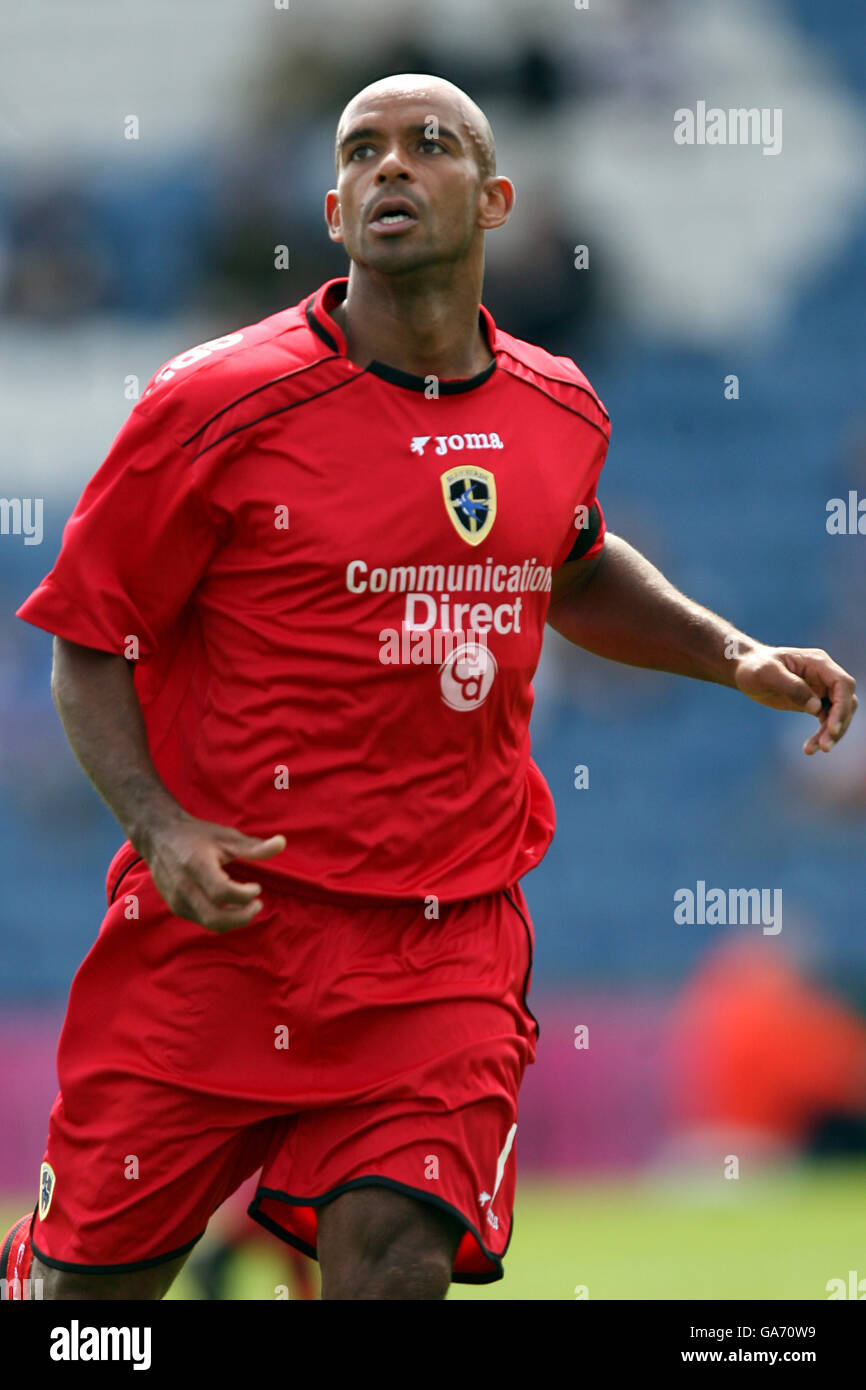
[3,74,856,1302]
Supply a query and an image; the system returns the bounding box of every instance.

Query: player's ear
[325,190,344,244]
[477,176,515,232]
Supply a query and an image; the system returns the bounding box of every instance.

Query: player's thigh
[317,1185,464,1298]
[31,1249,190,1301]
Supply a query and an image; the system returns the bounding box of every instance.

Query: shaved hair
[335,73,496,181]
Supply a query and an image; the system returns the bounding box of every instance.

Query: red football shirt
[17,277,610,902]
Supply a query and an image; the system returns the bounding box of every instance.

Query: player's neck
[331,270,493,381]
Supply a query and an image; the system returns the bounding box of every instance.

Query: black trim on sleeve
[562,500,601,565]
[109,855,144,905]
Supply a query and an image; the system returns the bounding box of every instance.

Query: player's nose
[374,146,413,181]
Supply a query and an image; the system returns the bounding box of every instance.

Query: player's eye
[348,144,375,161]
[418,139,444,153]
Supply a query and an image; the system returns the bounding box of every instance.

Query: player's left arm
[546,531,857,756]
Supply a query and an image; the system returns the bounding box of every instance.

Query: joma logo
[411,433,504,456]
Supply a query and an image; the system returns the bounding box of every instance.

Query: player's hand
[732,644,857,755]
[143,815,287,932]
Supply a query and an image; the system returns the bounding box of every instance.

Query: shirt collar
[305,276,498,394]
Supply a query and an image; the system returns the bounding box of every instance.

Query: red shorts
[29,844,539,1284]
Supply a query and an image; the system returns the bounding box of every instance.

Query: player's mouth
[367,199,419,235]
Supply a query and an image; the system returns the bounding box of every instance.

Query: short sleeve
[553,427,609,569]
[16,399,222,659]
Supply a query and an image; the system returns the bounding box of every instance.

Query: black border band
[562,500,602,565]
[305,283,498,395]
[366,356,497,395]
[248,1176,506,1285]
[304,295,340,352]
[30,1227,205,1276]
[109,854,144,905]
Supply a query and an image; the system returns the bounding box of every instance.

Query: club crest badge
[440,466,497,546]
[39,1161,56,1220]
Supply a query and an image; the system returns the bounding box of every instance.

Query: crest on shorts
[39,1162,55,1220]
[440,466,497,546]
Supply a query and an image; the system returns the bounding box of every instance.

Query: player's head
[326,74,514,275]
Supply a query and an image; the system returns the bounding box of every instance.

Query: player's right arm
[51,636,284,928]
[51,636,286,932]
[16,371,287,931]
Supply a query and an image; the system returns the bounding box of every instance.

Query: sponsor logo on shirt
[411,432,504,457]
[439,642,498,712]
[350,555,551,707]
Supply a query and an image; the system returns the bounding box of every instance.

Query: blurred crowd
[2,0,864,1006]
[0,29,618,353]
